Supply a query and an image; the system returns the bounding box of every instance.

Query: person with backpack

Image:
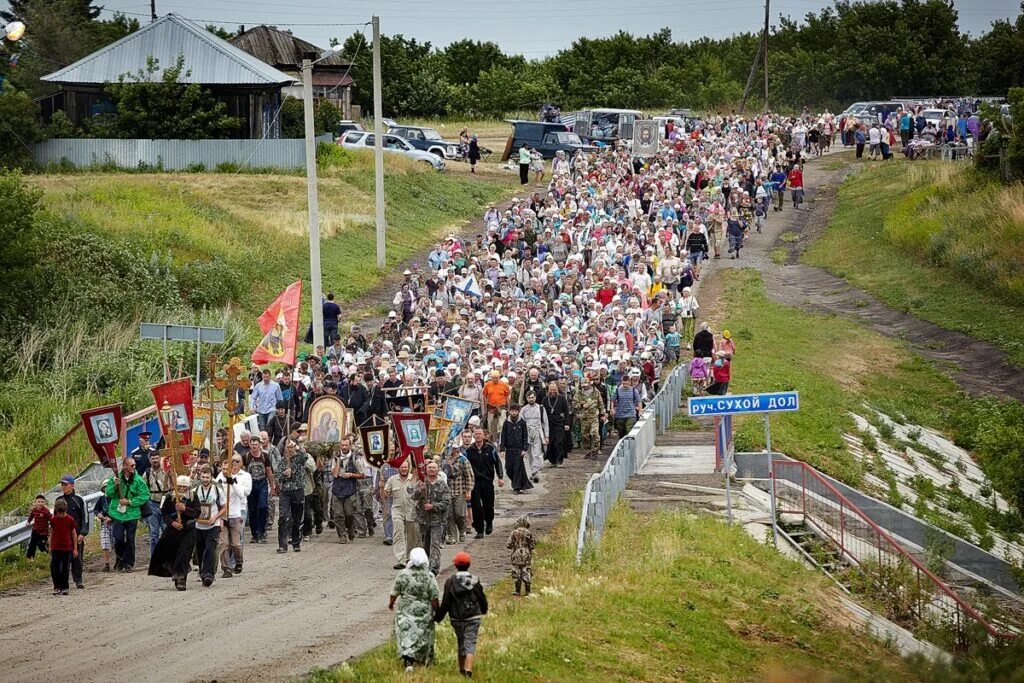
[329,434,368,544]
[434,551,489,679]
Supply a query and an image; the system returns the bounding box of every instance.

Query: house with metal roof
[229,25,356,119]
[39,14,296,139]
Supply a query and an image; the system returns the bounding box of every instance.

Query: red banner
[252,280,302,366]
[80,404,123,469]
[389,412,431,479]
[151,378,194,447]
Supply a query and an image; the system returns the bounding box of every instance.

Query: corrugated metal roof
[229,25,350,69]
[42,14,296,86]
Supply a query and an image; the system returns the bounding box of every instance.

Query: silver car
[339,131,445,170]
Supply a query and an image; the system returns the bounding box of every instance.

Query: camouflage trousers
[580,415,600,454]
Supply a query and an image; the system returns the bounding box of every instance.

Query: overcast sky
[7,0,1021,56]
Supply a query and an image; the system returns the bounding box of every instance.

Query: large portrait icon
[308,396,351,443]
[168,403,190,432]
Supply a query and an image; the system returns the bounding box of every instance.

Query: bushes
[947,397,1024,513]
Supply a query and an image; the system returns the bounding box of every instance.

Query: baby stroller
[689,356,711,395]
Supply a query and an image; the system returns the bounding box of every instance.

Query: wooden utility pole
[763,0,770,112]
[150,0,157,23]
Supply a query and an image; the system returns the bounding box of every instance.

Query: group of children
[26,495,81,595]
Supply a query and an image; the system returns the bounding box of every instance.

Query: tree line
[339,0,1024,117]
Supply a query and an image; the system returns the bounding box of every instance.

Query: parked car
[386,125,461,159]
[842,101,906,124]
[337,120,365,137]
[501,120,598,160]
[920,108,957,127]
[339,131,445,170]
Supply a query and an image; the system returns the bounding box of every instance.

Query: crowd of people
[25,109,827,673]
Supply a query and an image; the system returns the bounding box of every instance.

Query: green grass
[705,269,968,485]
[802,160,1024,367]
[322,503,915,682]
[704,269,1024,522]
[29,150,516,324]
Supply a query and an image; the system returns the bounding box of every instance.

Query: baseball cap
[453,551,472,568]
[60,475,75,484]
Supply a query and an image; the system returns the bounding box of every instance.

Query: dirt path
[0,444,605,683]
[697,154,1024,403]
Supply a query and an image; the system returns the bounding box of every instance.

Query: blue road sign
[688,391,799,417]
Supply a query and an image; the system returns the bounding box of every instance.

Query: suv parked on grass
[386,125,461,159]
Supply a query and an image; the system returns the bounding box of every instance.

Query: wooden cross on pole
[157,402,185,511]
[210,356,250,522]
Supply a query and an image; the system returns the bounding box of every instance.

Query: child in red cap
[434,551,488,678]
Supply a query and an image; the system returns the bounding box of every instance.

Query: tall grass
[331,504,917,682]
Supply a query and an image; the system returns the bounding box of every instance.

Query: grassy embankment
[0,152,515,504]
[317,503,916,683]
[803,161,1024,368]
[700,269,1024,544]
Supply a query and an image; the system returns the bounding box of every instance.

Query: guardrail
[773,459,1016,646]
[576,364,688,562]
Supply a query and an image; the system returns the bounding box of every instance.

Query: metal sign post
[140,324,226,399]
[688,391,799,545]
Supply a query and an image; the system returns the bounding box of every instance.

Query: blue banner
[688,391,799,417]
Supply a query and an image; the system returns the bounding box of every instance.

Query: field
[802,161,1024,367]
[321,503,917,682]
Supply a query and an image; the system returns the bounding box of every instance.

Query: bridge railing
[773,459,1016,647]
[576,364,688,563]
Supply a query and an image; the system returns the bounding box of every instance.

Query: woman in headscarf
[389,547,440,672]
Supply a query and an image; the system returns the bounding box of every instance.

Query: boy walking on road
[435,551,489,678]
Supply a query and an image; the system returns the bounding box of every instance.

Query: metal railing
[773,459,1016,646]
[576,364,688,562]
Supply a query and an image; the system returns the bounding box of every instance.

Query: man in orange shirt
[482,369,510,443]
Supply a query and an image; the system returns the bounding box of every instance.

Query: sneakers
[75,582,84,589]
[202,577,213,587]
[221,569,233,578]
[293,546,301,553]
[276,547,288,554]
[315,525,323,535]
[458,532,466,543]
[383,539,393,546]
[233,564,243,575]
[474,532,484,539]
[393,563,405,570]
[103,563,110,572]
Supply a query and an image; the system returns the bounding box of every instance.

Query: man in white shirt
[193,466,225,587]
[383,460,420,570]
[216,454,253,578]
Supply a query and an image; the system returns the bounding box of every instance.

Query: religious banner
[308,395,351,442]
[429,417,456,455]
[358,417,390,469]
[633,119,659,156]
[151,378,194,447]
[79,403,123,469]
[442,395,476,442]
[252,280,302,366]
[390,411,431,478]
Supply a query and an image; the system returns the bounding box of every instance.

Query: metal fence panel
[33,135,332,171]
[576,364,688,562]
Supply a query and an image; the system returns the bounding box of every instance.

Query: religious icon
[402,420,427,448]
[257,318,286,358]
[91,415,117,444]
[168,404,190,431]
[308,396,351,443]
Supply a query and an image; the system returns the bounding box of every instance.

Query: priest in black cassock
[148,475,201,591]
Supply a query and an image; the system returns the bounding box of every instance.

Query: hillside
[0,154,515,500]
[802,161,1024,368]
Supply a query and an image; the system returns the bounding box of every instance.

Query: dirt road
[0,451,599,683]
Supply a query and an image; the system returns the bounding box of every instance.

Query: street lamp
[302,43,344,352]
[4,21,25,41]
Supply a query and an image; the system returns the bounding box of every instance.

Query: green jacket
[104,472,151,522]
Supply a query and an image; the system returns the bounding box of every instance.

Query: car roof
[586,108,642,114]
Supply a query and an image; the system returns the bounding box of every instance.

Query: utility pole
[372,15,386,270]
[302,57,325,351]
[150,0,157,22]
[763,0,770,112]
